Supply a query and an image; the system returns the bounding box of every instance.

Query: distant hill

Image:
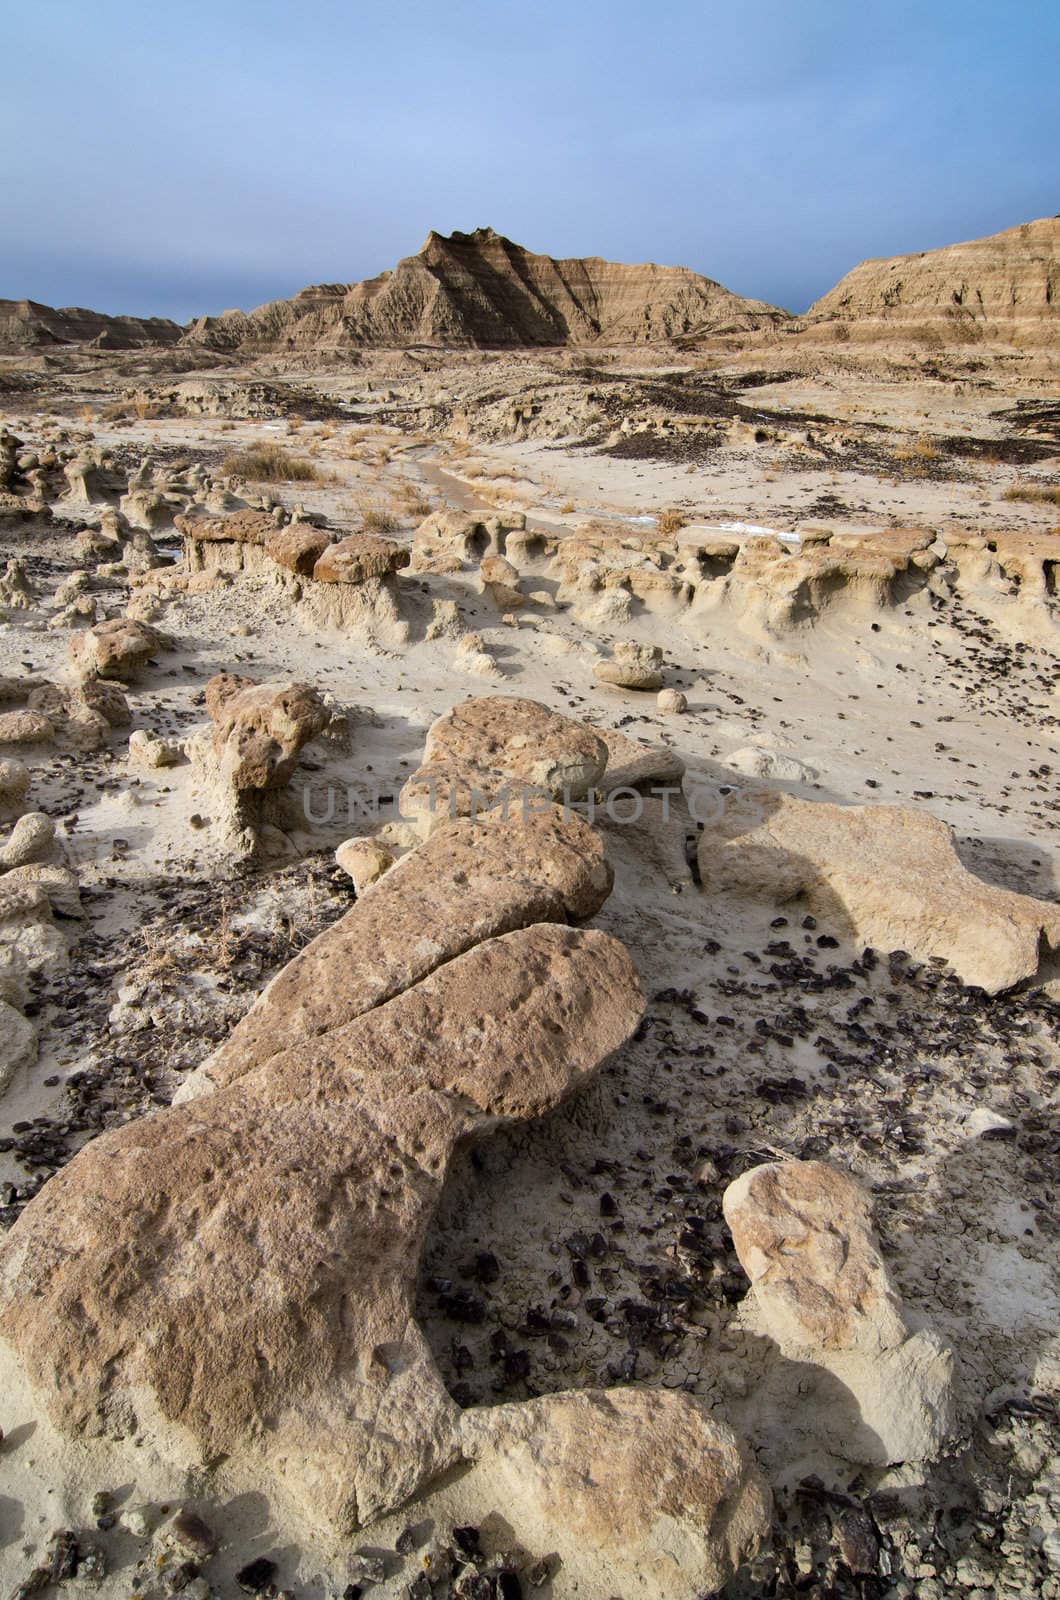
[808,216,1060,335]
[0,297,182,351]
[180,227,790,351]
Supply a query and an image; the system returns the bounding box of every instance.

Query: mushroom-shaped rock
[459,1389,771,1600]
[205,673,329,792]
[264,523,333,576]
[724,1160,956,1466]
[399,696,608,837]
[312,532,410,585]
[698,789,1060,993]
[0,922,643,1536]
[68,618,162,681]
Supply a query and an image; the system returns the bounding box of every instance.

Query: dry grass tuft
[221,443,321,483]
[1002,484,1060,507]
[656,507,689,535]
[351,494,401,534]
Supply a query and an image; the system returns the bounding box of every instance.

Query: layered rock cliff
[808,216,1059,336]
[0,298,182,351]
[182,227,789,351]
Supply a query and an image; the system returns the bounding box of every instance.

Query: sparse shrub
[1002,484,1060,507]
[656,507,689,535]
[397,481,431,518]
[353,495,400,534]
[221,443,320,483]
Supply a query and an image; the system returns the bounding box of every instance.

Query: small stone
[349,1551,388,1585]
[49,1530,80,1582]
[120,1505,159,1538]
[90,1491,113,1517]
[396,1526,418,1556]
[235,1557,278,1593]
[169,1560,201,1593]
[657,688,687,714]
[166,1509,218,1561]
[77,1543,107,1584]
[835,1507,879,1574]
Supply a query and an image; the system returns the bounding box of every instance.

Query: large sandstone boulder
[724,1160,956,1467]
[312,532,409,584]
[68,617,163,681]
[459,1389,771,1600]
[264,522,333,576]
[400,696,608,837]
[698,789,1060,992]
[182,806,612,1097]
[188,674,331,854]
[724,1160,908,1356]
[204,673,329,791]
[0,923,643,1536]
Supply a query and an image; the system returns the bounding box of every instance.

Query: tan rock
[0,813,55,870]
[186,805,613,1097]
[128,728,183,769]
[312,532,410,584]
[459,1389,771,1600]
[0,756,30,823]
[205,674,329,791]
[264,523,333,576]
[68,617,163,680]
[0,709,53,745]
[0,922,643,1536]
[26,678,131,751]
[725,1160,956,1466]
[0,998,36,1094]
[334,837,395,894]
[657,687,688,713]
[175,509,274,546]
[723,1160,907,1355]
[698,789,1060,992]
[399,696,608,836]
[594,640,665,690]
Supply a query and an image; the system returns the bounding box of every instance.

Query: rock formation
[399,696,609,837]
[725,1161,956,1467]
[0,298,182,352]
[182,228,789,352]
[808,215,1060,341]
[188,673,329,853]
[698,789,1060,993]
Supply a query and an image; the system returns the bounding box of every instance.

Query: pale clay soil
[0,341,1059,1600]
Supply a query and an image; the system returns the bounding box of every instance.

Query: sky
[1,0,1057,321]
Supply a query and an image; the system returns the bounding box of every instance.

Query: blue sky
[2,0,1056,320]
